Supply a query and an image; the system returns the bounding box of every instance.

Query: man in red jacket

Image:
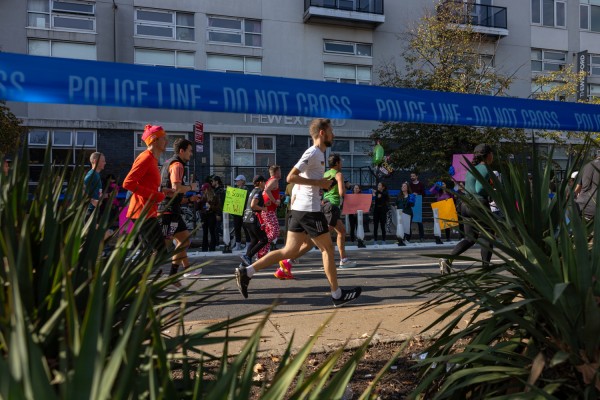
[123,124,174,254]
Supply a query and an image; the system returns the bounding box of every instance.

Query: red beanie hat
[141,124,166,146]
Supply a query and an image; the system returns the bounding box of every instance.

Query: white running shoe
[339,259,357,269]
[183,268,203,278]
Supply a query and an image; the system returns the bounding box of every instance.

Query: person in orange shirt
[123,124,174,254]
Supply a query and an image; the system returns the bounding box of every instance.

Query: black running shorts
[159,213,188,240]
[321,201,341,227]
[288,210,329,238]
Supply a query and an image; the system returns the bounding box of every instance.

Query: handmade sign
[342,194,372,215]
[452,154,474,182]
[223,186,247,216]
[431,198,459,229]
[412,195,423,223]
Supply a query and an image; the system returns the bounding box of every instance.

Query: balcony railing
[441,0,507,31]
[304,0,384,26]
[304,0,384,15]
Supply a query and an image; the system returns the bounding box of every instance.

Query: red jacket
[123,150,165,219]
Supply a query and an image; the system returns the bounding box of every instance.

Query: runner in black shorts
[234,118,362,307]
[158,138,200,281]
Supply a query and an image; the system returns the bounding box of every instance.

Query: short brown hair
[309,118,331,140]
[268,165,280,176]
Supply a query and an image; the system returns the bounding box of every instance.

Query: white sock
[341,257,348,263]
[246,265,256,278]
[331,288,342,299]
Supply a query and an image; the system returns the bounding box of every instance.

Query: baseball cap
[234,174,246,182]
[253,175,266,183]
[571,171,578,179]
[201,182,211,192]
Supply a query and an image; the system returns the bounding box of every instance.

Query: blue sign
[1,52,600,131]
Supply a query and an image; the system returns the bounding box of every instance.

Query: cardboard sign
[342,194,372,215]
[412,195,423,223]
[223,186,247,216]
[431,198,459,229]
[452,154,474,182]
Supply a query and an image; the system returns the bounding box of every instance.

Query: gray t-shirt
[292,145,325,212]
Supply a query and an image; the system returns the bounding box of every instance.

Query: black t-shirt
[374,189,389,209]
[576,158,600,218]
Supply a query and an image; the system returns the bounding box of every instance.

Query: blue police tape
[2,52,600,132]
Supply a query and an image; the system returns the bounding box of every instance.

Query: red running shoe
[274,259,295,280]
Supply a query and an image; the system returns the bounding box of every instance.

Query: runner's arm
[336,172,345,198]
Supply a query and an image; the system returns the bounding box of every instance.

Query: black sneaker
[439,258,452,275]
[332,287,362,307]
[235,265,251,298]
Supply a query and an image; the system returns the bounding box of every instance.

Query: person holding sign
[439,144,494,274]
[158,138,201,279]
[396,182,415,242]
[240,175,269,267]
[323,153,356,268]
[232,175,250,251]
[235,118,362,307]
[258,165,282,259]
[428,180,454,241]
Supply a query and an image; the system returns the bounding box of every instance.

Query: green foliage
[374,1,527,174]
[410,142,600,398]
[532,64,600,143]
[0,151,394,398]
[0,100,24,155]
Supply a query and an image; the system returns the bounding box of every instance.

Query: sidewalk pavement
[183,301,460,357]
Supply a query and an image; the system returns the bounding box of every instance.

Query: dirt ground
[247,338,428,399]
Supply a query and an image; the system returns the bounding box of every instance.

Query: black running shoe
[439,258,452,275]
[235,265,251,298]
[332,287,362,307]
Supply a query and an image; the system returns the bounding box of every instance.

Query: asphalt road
[171,243,484,322]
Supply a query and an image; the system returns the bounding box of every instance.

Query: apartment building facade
[0,0,599,184]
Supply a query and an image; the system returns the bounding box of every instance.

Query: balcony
[440,0,508,38]
[304,0,384,28]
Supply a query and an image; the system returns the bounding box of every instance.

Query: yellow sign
[431,198,459,229]
[223,186,247,216]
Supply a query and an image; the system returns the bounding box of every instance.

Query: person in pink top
[122,124,174,254]
[257,165,282,258]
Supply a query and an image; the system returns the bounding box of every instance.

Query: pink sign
[342,194,372,215]
[452,153,474,182]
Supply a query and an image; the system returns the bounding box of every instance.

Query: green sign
[223,186,247,216]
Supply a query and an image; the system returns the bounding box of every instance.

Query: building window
[531,0,566,28]
[323,139,371,185]
[324,40,372,57]
[589,83,600,99]
[207,16,262,47]
[531,49,566,72]
[580,0,600,32]
[135,8,195,41]
[28,129,96,181]
[27,0,95,31]
[134,48,195,68]
[211,135,276,184]
[206,54,262,74]
[589,54,600,75]
[324,63,371,84]
[28,39,96,60]
[134,132,188,165]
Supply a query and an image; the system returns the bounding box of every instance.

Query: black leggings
[373,207,387,241]
[201,213,217,251]
[244,221,268,259]
[449,202,493,266]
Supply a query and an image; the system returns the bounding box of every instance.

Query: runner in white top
[234,118,362,307]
